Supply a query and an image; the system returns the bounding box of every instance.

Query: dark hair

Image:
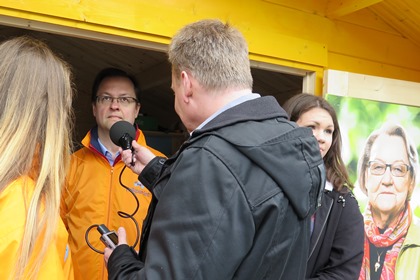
[91,67,141,103]
[283,93,352,192]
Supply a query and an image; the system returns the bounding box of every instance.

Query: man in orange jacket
[61,68,165,280]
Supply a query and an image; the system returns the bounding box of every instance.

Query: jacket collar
[191,96,288,138]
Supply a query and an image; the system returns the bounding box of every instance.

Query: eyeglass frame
[367,160,412,177]
[96,95,139,105]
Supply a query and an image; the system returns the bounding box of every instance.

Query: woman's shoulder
[328,185,357,200]
[325,189,364,243]
[327,187,362,215]
[1,176,35,199]
[0,176,35,245]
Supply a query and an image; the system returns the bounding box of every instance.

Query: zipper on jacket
[106,167,114,227]
[308,193,333,259]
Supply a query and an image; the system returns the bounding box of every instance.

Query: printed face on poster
[325,94,420,219]
[326,94,420,278]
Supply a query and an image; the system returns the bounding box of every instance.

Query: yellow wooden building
[1,0,419,147]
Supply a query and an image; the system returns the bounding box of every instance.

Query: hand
[104,227,128,265]
[120,140,156,175]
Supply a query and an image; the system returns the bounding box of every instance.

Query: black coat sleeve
[108,148,255,279]
[138,156,166,189]
[108,245,144,280]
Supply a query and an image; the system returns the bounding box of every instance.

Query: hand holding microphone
[110,121,156,175]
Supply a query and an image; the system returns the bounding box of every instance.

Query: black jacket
[306,188,364,279]
[108,96,325,279]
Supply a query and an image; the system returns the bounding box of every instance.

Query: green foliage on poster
[326,94,420,218]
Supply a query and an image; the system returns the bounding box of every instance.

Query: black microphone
[109,120,136,150]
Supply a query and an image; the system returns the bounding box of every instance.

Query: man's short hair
[168,19,253,92]
[91,67,141,103]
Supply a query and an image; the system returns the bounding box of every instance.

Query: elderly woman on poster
[357,122,420,280]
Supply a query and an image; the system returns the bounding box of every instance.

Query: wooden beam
[326,0,383,18]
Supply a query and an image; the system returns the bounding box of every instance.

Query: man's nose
[110,98,120,108]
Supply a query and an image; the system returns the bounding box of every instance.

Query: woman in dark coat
[283,93,364,279]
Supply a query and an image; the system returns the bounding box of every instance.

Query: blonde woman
[0,36,74,279]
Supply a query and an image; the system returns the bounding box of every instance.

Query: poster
[325,95,420,279]
[325,94,420,219]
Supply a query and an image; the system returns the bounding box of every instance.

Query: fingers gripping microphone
[110,121,136,150]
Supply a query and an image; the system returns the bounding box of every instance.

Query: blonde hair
[0,36,74,279]
[168,19,253,92]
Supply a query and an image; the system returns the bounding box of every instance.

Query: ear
[92,103,97,117]
[409,176,416,191]
[361,169,368,195]
[135,103,141,116]
[181,71,193,102]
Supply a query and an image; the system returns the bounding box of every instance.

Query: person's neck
[205,88,253,113]
[372,208,402,230]
[97,128,120,156]
[189,87,254,133]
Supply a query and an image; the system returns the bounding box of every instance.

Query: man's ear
[135,103,141,116]
[92,103,97,117]
[181,71,193,102]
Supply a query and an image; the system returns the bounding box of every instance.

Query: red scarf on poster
[358,203,411,280]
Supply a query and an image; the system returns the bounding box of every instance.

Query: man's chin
[102,119,119,131]
[108,117,124,125]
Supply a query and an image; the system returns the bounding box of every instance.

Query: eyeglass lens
[368,161,410,177]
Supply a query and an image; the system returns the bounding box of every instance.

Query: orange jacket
[1,176,73,280]
[61,127,164,280]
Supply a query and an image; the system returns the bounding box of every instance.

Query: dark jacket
[306,188,364,280]
[108,96,325,280]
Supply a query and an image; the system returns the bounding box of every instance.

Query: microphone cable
[85,164,140,254]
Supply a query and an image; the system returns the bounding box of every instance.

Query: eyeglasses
[368,161,411,177]
[96,96,138,106]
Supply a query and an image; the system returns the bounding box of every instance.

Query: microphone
[109,120,136,150]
